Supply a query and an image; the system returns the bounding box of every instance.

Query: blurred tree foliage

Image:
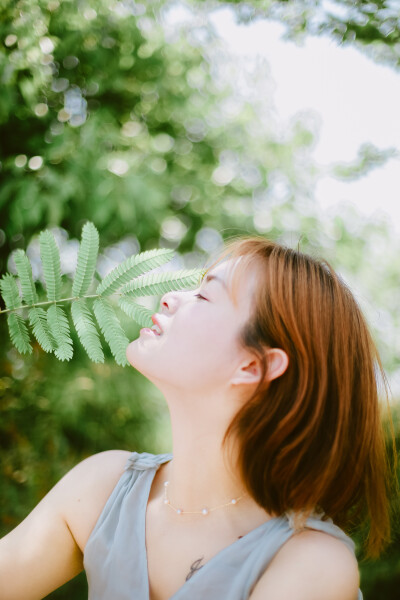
[214,0,400,68]
[0,1,399,599]
[0,0,315,269]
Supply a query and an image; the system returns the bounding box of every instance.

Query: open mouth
[150,314,163,336]
[140,325,162,337]
[150,323,162,335]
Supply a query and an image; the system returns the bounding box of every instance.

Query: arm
[0,450,130,600]
[249,529,360,600]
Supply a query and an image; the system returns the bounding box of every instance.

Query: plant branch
[0,294,101,315]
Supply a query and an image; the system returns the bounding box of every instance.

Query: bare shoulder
[51,449,131,551]
[0,450,131,600]
[249,528,360,600]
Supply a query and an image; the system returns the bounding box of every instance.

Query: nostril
[160,293,168,307]
[161,291,178,312]
[161,292,174,310]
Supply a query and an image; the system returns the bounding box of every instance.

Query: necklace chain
[163,480,245,516]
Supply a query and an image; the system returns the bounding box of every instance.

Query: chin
[125,339,139,367]
[125,340,156,377]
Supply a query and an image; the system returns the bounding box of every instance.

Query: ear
[265,348,289,381]
[231,348,289,387]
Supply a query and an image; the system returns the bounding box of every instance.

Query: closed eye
[194,293,208,301]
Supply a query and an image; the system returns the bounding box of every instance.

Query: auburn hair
[207,236,394,559]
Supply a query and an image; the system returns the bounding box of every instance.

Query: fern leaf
[71,299,104,363]
[47,304,73,361]
[0,273,21,309]
[28,307,56,353]
[118,297,154,328]
[0,273,32,354]
[72,222,99,297]
[96,248,174,297]
[93,298,129,366]
[7,312,32,354]
[40,230,62,302]
[120,269,203,297]
[14,249,39,305]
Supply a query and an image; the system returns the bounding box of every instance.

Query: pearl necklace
[163,480,246,516]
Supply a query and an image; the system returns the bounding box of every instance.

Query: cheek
[165,317,241,375]
[126,307,243,385]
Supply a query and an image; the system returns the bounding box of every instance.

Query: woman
[0,237,393,600]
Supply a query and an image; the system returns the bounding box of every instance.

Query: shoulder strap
[125,451,173,471]
[301,514,356,555]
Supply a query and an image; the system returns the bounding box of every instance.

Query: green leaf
[72,221,100,297]
[7,312,32,354]
[93,298,129,366]
[71,299,104,363]
[0,273,21,309]
[118,297,154,328]
[96,248,175,297]
[120,268,204,297]
[47,304,73,361]
[28,307,56,354]
[39,230,62,302]
[14,249,38,305]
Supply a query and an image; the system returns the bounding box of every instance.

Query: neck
[158,384,248,512]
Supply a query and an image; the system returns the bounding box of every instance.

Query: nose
[160,291,177,313]
[160,289,189,313]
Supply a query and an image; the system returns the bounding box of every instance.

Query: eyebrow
[203,274,228,292]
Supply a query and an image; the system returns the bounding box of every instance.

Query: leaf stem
[0,271,202,315]
[0,294,101,315]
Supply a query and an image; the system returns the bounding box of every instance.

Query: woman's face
[126,258,258,394]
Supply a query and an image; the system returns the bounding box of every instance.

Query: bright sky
[209,8,400,234]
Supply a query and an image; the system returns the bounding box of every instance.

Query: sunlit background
[209,7,400,228]
[1,1,399,598]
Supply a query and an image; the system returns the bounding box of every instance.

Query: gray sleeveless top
[84,451,363,599]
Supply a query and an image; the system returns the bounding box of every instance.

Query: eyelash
[194,293,207,301]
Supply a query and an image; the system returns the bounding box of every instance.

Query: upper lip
[151,314,164,333]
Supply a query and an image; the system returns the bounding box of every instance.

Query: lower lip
[140,328,160,336]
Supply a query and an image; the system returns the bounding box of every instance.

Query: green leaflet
[72,222,99,297]
[28,307,56,353]
[120,268,203,297]
[0,221,208,366]
[0,273,21,309]
[93,298,129,366]
[14,249,38,305]
[40,230,62,302]
[96,248,175,297]
[7,312,32,354]
[118,297,154,328]
[47,304,73,361]
[71,299,104,363]
[1,272,38,355]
